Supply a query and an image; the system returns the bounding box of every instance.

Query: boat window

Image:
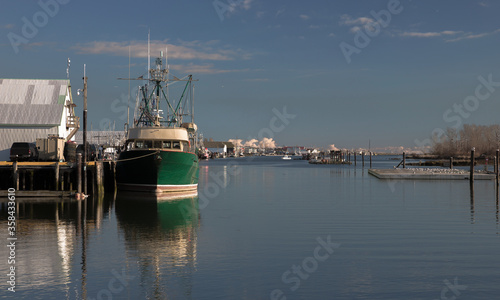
[173,141,181,149]
[144,140,153,149]
[181,141,189,151]
[162,141,171,149]
[135,141,144,149]
[153,141,162,149]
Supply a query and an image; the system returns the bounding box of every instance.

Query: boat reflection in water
[115,191,200,298]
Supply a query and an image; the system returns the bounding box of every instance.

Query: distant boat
[282,155,292,160]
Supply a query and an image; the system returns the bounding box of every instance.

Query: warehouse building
[0,79,79,161]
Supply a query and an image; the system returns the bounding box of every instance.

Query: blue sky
[1,0,500,151]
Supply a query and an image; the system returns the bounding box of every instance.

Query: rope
[115,150,160,162]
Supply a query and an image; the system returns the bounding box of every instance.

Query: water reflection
[115,191,200,299]
[0,195,113,298]
[470,183,475,224]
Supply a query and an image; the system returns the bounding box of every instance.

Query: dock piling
[450,157,453,169]
[55,162,60,191]
[77,153,82,195]
[13,161,19,190]
[403,152,406,169]
[496,149,499,184]
[470,148,475,185]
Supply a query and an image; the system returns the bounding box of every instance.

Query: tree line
[432,124,500,157]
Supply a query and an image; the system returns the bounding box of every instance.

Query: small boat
[282,155,292,160]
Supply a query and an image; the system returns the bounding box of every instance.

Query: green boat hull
[116,150,199,193]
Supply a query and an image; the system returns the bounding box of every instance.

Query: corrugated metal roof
[0,79,68,125]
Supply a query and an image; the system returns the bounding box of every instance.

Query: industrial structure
[0,79,79,161]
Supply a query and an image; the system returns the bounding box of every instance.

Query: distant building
[0,79,79,161]
[204,141,235,157]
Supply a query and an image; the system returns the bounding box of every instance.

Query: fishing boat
[116,52,199,194]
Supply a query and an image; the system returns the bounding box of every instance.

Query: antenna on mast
[147,29,151,80]
[127,45,131,129]
[66,58,71,80]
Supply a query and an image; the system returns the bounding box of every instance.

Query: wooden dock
[368,168,496,180]
[0,159,116,198]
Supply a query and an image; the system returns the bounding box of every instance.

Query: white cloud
[275,8,285,17]
[400,30,462,38]
[398,28,500,42]
[244,139,259,147]
[236,138,276,148]
[228,139,243,147]
[170,63,250,75]
[259,138,276,149]
[446,28,500,42]
[329,144,339,151]
[339,14,374,26]
[225,0,254,17]
[339,14,377,35]
[72,39,251,61]
[299,14,310,21]
[349,26,362,33]
[242,0,253,10]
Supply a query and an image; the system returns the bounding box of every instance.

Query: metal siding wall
[0,127,58,161]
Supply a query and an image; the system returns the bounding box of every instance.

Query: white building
[0,79,79,161]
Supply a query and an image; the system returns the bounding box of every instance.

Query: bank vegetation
[432,124,500,157]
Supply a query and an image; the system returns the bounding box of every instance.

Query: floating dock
[368,168,496,180]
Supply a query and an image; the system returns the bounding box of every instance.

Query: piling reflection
[496,185,499,233]
[470,183,475,224]
[0,194,114,298]
[115,191,200,299]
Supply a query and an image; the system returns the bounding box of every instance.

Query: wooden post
[362,152,365,167]
[496,149,499,181]
[403,152,406,169]
[61,172,65,191]
[60,171,64,191]
[30,170,34,190]
[495,149,500,184]
[450,157,453,169]
[111,161,116,191]
[13,162,19,191]
[77,153,82,195]
[55,162,60,191]
[470,147,475,185]
[354,152,357,166]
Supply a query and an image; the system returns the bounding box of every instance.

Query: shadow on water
[114,191,200,299]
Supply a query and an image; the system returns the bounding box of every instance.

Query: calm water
[1,156,500,299]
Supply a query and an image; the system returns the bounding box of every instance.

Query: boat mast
[148,29,151,80]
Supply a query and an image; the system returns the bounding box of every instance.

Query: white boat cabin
[125,127,193,152]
